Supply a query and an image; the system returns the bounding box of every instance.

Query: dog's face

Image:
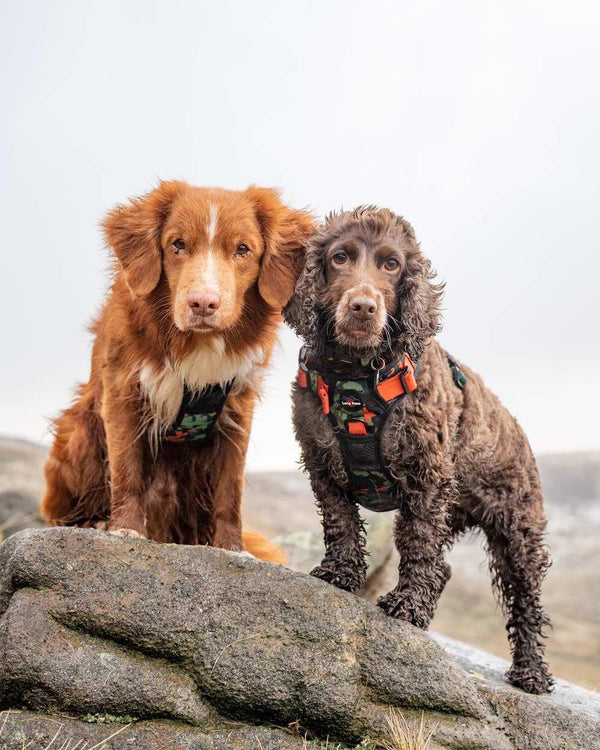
[285,207,443,361]
[161,192,266,332]
[322,230,403,350]
[104,181,313,334]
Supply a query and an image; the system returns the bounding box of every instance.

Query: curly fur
[285,207,553,695]
[284,207,444,361]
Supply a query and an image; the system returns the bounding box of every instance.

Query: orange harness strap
[317,375,330,414]
[376,353,417,402]
[347,421,367,435]
[298,352,417,412]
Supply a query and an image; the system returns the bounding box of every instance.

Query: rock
[0,529,487,739]
[1,529,598,749]
[0,710,311,749]
[433,634,600,750]
[3,438,600,692]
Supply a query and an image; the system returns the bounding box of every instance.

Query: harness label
[341,394,363,410]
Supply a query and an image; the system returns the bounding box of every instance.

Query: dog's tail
[242,530,287,565]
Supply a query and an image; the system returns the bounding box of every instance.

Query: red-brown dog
[41,181,313,561]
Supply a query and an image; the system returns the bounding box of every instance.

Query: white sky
[1,0,598,470]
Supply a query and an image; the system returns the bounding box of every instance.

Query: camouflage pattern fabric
[165,382,232,444]
[299,349,466,511]
[327,376,400,511]
[299,354,406,512]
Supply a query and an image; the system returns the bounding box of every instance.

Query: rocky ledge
[0,528,598,749]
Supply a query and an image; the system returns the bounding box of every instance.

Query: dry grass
[1,707,437,750]
[0,710,133,750]
[378,709,437,750]
[300,737,345,750]
[296,708,437,750]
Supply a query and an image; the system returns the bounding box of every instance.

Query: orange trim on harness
[297,368,308,388]
[377,355,417,401]
[363,408,376,422]
[348,421,367,435]
[317,375,330,414]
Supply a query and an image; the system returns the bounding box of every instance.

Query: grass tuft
[378,709,437,750]
[296,709,436,750]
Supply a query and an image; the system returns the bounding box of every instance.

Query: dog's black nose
[349,296,377,318]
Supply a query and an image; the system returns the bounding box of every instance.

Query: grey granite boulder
[0,528,598,749]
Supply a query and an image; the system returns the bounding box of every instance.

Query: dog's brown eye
[235,244,251,257]
[384,257,399,271]
[173,239,185,254]
[332,252,348,265]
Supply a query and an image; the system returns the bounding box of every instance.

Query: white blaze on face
[207,202,218,244]
[197,203,220,292]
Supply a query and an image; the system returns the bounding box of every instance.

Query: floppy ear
[394,218,444,360]
[246,186,314,310]
[103,180,184,298]
[282,238,326,345]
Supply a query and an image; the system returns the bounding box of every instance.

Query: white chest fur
[139,336,267,435]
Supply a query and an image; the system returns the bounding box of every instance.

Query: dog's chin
[175,318,224,335]
[335,326,382,352]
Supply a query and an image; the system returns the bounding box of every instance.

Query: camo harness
[298,347,466,511]
[165,381,233,444]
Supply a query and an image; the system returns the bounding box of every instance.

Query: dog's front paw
[507,662,554,694]
[310,563,364,592]
[108,528,146,539]
[377,591,430,629]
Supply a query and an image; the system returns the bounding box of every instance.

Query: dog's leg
[377,466,454,628]
[483,500,553,695]
[212,458,244,552]
[103,386,148,539]
[308,468,367,592]
[210,398,256,553]
[142,461,180,543]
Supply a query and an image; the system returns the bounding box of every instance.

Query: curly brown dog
[284,206,553,694]
[41,181,312,562]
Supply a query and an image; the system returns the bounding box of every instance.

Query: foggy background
[1,0,598,470]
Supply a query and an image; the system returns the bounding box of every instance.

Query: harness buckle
[298,346,309,388]
[400,354,418,393]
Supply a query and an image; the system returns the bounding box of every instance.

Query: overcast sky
[1,0,598,470]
